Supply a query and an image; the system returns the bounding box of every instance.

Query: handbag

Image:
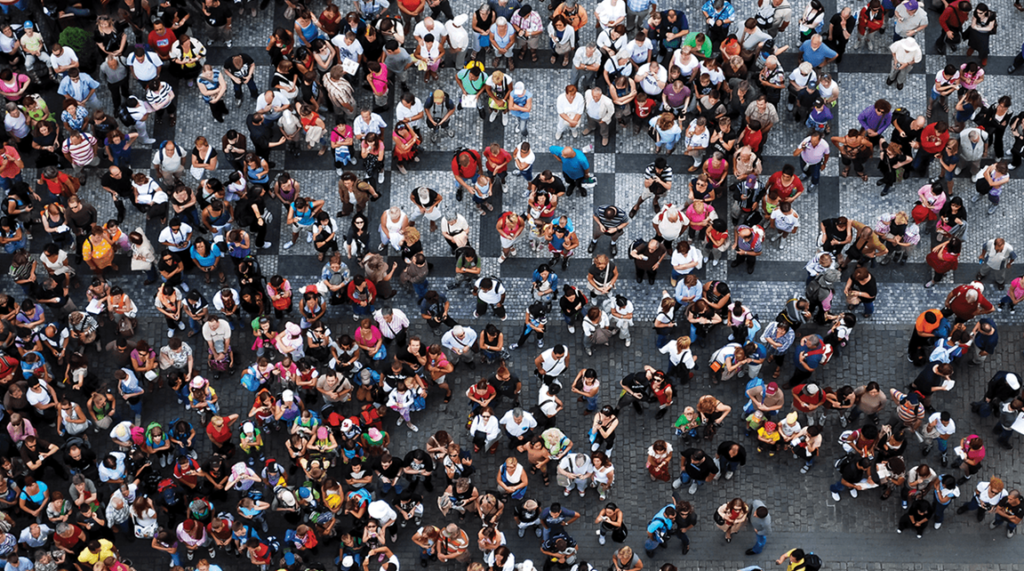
[712,509,726,526]
[611,525,628,543]
[372,346,388,361]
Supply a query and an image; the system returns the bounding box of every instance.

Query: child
[471,174,494,215]
[674,406,702,440]
[757,420,782,456]
[745,409,765,436]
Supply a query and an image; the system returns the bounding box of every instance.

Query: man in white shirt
[472,277,506,319]
[604,295,635,346]
[683,117,710,170]
[557,453,594,497]
[395,92,425,131]
[570,42,601,89]
[445,15,470,69]
[583,87,615,146]
[373,307,409,347]
[124,46,160,84]
[500,407,538,450]
[555,85,585,140]
[886,36,922,91]
[534,344,569,384]
[635,60,667,96]
[158,218,193,254]
[255,90,290,122]
[977,237,1015,289]
[152,141,186,186]
[49,44,79,78]
[441,325,479,369]
[413,17,447,48]
[353,108,387,143]
[332,32,365,65]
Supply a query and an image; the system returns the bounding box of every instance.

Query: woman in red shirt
[206,414,239,457]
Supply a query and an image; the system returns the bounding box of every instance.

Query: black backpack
[799,553,823,571]
[116,103,135,128]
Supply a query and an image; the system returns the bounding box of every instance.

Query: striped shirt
[890,388,925,424]
[627,0,655,11]
[196,69,221,103]
[145,81,174,110]
[644,163,673,184]
[61,133,97,166]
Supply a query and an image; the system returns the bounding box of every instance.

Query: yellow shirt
[77,539,115,564]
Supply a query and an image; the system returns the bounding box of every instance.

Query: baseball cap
[282,389,295,402]
[286,322,301,335]
[341,419,354,431]
[805,384,819,395]
[1007,373,1021,390]
[243,421,255,434]
[453,14,468,26]
[905,0,918,9]
[764,421,777,432]
[765,382,779,395]
[513,81,525,95]
[23,21,33,29]
[813,97,824,107]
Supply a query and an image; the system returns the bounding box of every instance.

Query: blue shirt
[647,504,675,535]
[197,69,222,103]
[795,335,825,370]
[701,0,735,23]
[190,243,223,268]
[548,146,590,180]
[975,318,999,354]
[799,40,837,67]
[539,507,578,530]
[57,73,100,103]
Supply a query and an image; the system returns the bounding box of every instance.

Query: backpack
[799,553,823,571]
[116,103,135,127]
[892,106,911,121]
[463,59,485,74]
[240,368,262,392]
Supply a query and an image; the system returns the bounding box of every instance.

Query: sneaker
[537,339,544,348]
[902,500,908,509]
[934,522,942,529]
[489,111,498,123]
[535,527,543,538]
[567,325,576,333]
[579,490,586,498]
[518,528,526,538]
[988,205,999,215]
[831,491,841,501]
[989,520,999,529]
[971,193,982,203]
[850,489,858,498]
[563,488,571,496]
[306,232,313,243]
[801,465,811,474]
[1009,527,1016,538]
[672,479,682,489]
[688,481,699,495]
[502,114,509,126]
[598,533,606,545]
[397,418,404,426]
[378,172,385,184]
[168,328,175,338]
[409,423,419,432]
[625,339,631,347]
[283,241,295,249]
[1010,65,1018,73]
[510,343,519,350]
[725,471,733,480]
[896,528,901,534]
[260,242,273,249]
[591,442,600,452]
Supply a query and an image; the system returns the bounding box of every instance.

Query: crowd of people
[0,0,1018,570]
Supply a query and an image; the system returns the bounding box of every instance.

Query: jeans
[0,173,22,192]
[750,532,767,554]
[933,498,951,524]
[232,77,259,100]
[829,481,848,494]
[412,281,429,301]
[676,472,703,489]
[800,157,822,185]
[992,514,1018,531]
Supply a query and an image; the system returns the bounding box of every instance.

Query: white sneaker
[625,339,631,347]
[725,471,733,480]
[672,479,682,490]
[408,423,419,432]
[850,489,859,498]
[261,242,273,249]
[306,232,313,243]
[397,418,404,426]
[567,325,575,333]
[283,241,295,249]
[591,442,600,452]
[579,490,586,498]
[728,334,735,341]
[502,114,509,126]
[688,482,699,495]
[934,522,942,529]
[140,137,157,145]
[378,172,385,184]
[713,259,719,266]
[555,131,563,140]
[563,488,571,496]
[831,491,841,501]
[489,111,498,123]
[598,533,606,545]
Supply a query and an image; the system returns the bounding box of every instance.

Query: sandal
[531,52,538,62]
[860,173,868,182]
[841,166,850,178]
[550,55,556,64]
[218,273,227,284]
[772,367,782,379]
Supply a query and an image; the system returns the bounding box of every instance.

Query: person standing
[793,132,828,192]
[731,224,765,274]
[745,500,771,554]
[976,237,1015,289]
[886,36,922,90]
[549,145,590,197]
[629,238,666,285]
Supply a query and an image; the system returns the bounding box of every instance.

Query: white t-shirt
[332,37,364,62]
[499,410,537,436]
[26,380,52,406]
[539,349,567,376]
[395,98,425,129]
[927,412,956,436]
[626,38,654,64]
[158,223,193,252]
[474,278,505,304]
[538,384,560,416]
[636,63,667,95]
[4,112,28,138]
[514,142,535,169]
[413,21,447,42]
[556,93,585,118]
[671,248,702,273]
[50,47,79,71]
[770,209,800,233]
[125,52,160,81]
[445,21,469,50]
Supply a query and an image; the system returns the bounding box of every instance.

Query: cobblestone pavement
[6,0,1024,568]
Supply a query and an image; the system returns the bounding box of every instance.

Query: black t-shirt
[890,114,921,149]
[827,13,855,45]
[526,302,548,325]
[382,363,416,387]
[224,54,255,79]
[998,498,1024,520]
[716,441,747,466]
[246,114,274,147]
[514,503,539,523]
[373,457,406,479]
[531,175,566,195]
[712,124,739,154]
[559,292,585,316]
[157,256,181,275]
[93,22,128,54]
[911,367,944,396]
[205,2,231,27]
[403,449,434,473]
[36,283,67,307]
[851,275,877,301]
[588,262,616,286]
[395,490,422,513]
[680,448,719,480]
[839,459,865,483]
[489,372,520,396]
[396,344,428,367]
[620,371,648,396]
[820,217,845,243]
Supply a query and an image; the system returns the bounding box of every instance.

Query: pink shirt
[354,325,383,348]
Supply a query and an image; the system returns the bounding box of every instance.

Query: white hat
[282,389,295,402]
[368,500,392,520]
[514,81,525,95]
[1007,373,1020,391]
[243,421,255,434]
[342,557,355,568]
[453,14,468,26]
